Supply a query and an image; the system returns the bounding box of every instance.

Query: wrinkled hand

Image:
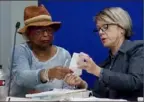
[77,52,101,76]
[64,74,87,89]
[48,66,73,80]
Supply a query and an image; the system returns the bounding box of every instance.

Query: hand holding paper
[77,52,101,76]
[69,53,82,76]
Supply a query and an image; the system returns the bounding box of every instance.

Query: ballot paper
[6,97,45,101]
[25,89,91,101]
[69,53,82,76]
[68,96,127,101]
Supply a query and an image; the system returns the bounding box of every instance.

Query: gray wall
[0,1,37,73]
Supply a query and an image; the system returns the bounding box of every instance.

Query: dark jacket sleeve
[99,46,144,91]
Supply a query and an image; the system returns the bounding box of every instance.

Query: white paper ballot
[25,89,91,101]
[68,96,127,101]
[69,53,82,76]
[6,97,45,101]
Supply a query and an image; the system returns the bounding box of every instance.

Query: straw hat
[18,4,61,34]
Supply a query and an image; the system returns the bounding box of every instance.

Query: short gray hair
[94,7,133,39]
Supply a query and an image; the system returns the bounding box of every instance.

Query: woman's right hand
[48,66,73,80]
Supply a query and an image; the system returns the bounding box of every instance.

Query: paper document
[68,96,127,101]
[6,97,45,101]
[25,89,91,101]
[26,89,87,98]
[69,53,82,76]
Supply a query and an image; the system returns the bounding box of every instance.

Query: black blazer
[92,40,144,101]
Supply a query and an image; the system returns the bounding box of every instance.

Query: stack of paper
[69,53,82,76]
[68,96,127,101]
[25,89,91,101]
[6,97,46,101]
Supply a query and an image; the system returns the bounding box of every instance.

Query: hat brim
[18,21,61,34]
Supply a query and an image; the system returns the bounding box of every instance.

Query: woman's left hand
[64,74,87,89]
[77,52,102,77]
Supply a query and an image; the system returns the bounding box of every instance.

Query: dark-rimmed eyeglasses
[93,23,124,33]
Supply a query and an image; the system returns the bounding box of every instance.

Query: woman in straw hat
[9,5,87,97]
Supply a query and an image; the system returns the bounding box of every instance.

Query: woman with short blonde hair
[78,7,144,101]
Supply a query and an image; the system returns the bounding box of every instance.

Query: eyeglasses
[34,28,54,35]
[93,23,123,33]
